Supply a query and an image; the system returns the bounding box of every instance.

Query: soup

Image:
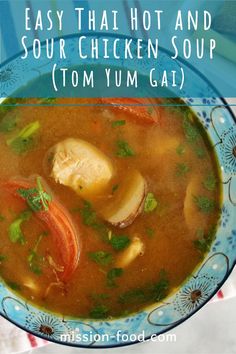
[0,96,221,319]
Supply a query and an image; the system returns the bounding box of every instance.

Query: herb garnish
[0,214,5,222]
[89,305,109,319]
[0,114,18,133]
[147,106,154,115]
[8,210,32,245]
[112,184,119,194]
[116,140,135,157]
[80,201,109,240]
[183,115,199,143]
[193,195,216,213]
[175,163,190,176]
[80,201,97,226]
[80,203,130,250]
[176,144,185,156]
[89,251,113,266]
[144,193,158,213]
[203,174,217,191]
[6,281,21,291]
[6,121,40,154]
[18,177,52,212]
[0,255,7,262]
[107,268,123,287]
[194,226,216,253]
[194,145,206,159]
[109,234,130,251]
[145,227,155,238]
[28,232,48,275]
[119,270,169,304]
[112,120,126,128]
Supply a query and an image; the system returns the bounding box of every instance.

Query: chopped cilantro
[109,234,130,251]
[107,268,123,287]
[6,281,21,291]
[119,288,145,304]
[193,195,216,213]
[0,255,7,262]
[28,257,42,275]
[0,114,18,133]
[147,106,154,115]
[112,120,126,127]
[150,274,169,302]
[176,144,185,156]
[203,174,217,191]
[194,226,216,253]
[89,251,113,266]
[145,227,155,238]
[28,232,47,275]
[144,193,158,213]
[18,177,52,212]
[175,163,190,176]
[80,201,98,226]
[89,305,109,319]
[36,177,52,211]
[6,121,40,154]
[8,210,32,245]
[119,270,169,304]
[183,115,199,143]
[116,140,135,157]
[112,184,119,194]
[0,214,5,222]
[194,145,206,159]
[80,201,109,240]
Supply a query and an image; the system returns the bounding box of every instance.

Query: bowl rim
[0,32,236,349]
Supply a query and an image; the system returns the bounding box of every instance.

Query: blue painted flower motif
[220,204,230,228]
[0,64,19,93]
[173,274,218,317]
[25,312,71,340]
[187,97,194,104]
[197,110,211,129]
[227,230,236,251]
[218,127,236,173]
[212,239,221,252]
[201,97,217,105]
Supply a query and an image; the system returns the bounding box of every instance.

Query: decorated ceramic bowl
[0,34,235,348]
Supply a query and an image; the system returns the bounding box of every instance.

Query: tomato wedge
[1,178,81,282]
[101,98,161,125]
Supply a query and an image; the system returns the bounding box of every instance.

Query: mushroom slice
[101,170,147,228]
[50,138,114,198]
[116,236,145,268]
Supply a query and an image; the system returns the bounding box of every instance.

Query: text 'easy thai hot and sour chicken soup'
[0,96,221,319]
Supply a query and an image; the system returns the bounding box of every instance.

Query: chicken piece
[50,138,114,197]
[116,236,145,268]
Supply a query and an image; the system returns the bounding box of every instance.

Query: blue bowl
[0,34,236,348]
